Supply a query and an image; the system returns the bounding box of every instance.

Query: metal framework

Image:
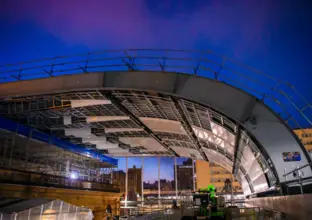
[0,49,311,196]
[105,92,179,156]
[0,128,115,184]
[0,89,278,194]
[1,49,310,129]
[172,98,208,161]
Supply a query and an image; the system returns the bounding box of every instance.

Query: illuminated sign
[282,152,301,162]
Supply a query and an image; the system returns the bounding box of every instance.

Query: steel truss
[0,89,281,194]
[0,129,114,183]
[0,49,309,196]
[104,91,178,156]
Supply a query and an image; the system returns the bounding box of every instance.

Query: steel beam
[125,156,128,208]
[232,125,242,175]
[158,157,160,204]
[104,92,179,157]
[172,98,208,161]
[141,157,144,205]
[240,166,254,193]
[174,157,178,197]
[0,99,71,115]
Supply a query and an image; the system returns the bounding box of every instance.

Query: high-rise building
[293,128,312,154]
[196,160,242,193]
[112,166,142,201]
[112,170,126,194]
[127,165,142,201]
[175,158,194,190]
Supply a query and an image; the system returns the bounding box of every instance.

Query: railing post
[58,201,63,220]
[174,157,178,198]
[298,166,303,194]
[9,124,18,167]
[74,206,78,220]
[142,157,144,206]
[39,204,43,219]
[192,159,196,191]
[158,157,160,206]
[25,129,32,170]
[125,157,128,208]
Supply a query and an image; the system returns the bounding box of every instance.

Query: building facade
[175,158,194,190]
[112,166,142,201]
[112,170,126,194]
[127,165,142,201]
[293,128,312,154]
[196,160,242,193]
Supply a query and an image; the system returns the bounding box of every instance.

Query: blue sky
[1,0,311,180]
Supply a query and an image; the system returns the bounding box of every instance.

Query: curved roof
[0,49,311,196]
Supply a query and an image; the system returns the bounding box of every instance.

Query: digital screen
[283,152,301,162]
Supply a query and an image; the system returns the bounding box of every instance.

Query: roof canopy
[1,49,311,196]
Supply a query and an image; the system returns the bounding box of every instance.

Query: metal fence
[0,200,93,220]
[125,206,285,220]
[0,49,311,131]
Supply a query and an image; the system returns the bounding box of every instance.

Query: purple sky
[2,0,281,57]
[1,0,311,181]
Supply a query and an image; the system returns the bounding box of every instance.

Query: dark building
[143,181,157,190]
[112,166,142,201]
[127,165,142,201]
[175,158,194,190]
[112,170,126,194]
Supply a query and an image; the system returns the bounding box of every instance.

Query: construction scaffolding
[0,127,117,187]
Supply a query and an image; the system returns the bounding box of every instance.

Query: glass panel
[127,158,142,202]
[210,121,235,146]
[252,173,269,193]
[160,157,174,199]
[176,158,193,193]
[12,200,93,220]
[143,157,158,200]
[240,146,254,173]
[192,126,234,155]
[239,170,251,196]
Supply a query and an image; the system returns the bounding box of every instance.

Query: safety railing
[283,162,312,194]
[0,49,311,131]
[124,206,285,220]
[0,167,120,193]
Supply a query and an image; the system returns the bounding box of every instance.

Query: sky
[0,0,312,180]
[117,157,188,182]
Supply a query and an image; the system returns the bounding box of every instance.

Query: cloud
[2,0,280,56]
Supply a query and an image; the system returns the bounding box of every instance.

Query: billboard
[282,152,301,162]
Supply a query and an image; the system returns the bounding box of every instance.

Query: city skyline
[116,157,188,182]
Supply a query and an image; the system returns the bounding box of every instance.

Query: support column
[158,157,160,204]
[110,167,113,184]
[192,159,196,191]
[66,160,70,177]
[9,125,18,167]
[141,157,144,206]
[25,129,32,169]
[174,157,178,198]
[125,157,128,208]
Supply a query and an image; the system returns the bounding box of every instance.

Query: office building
[196,160,242,193]
[175,158,194,190]
[293,128,312,153]
[127,165,142,200]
